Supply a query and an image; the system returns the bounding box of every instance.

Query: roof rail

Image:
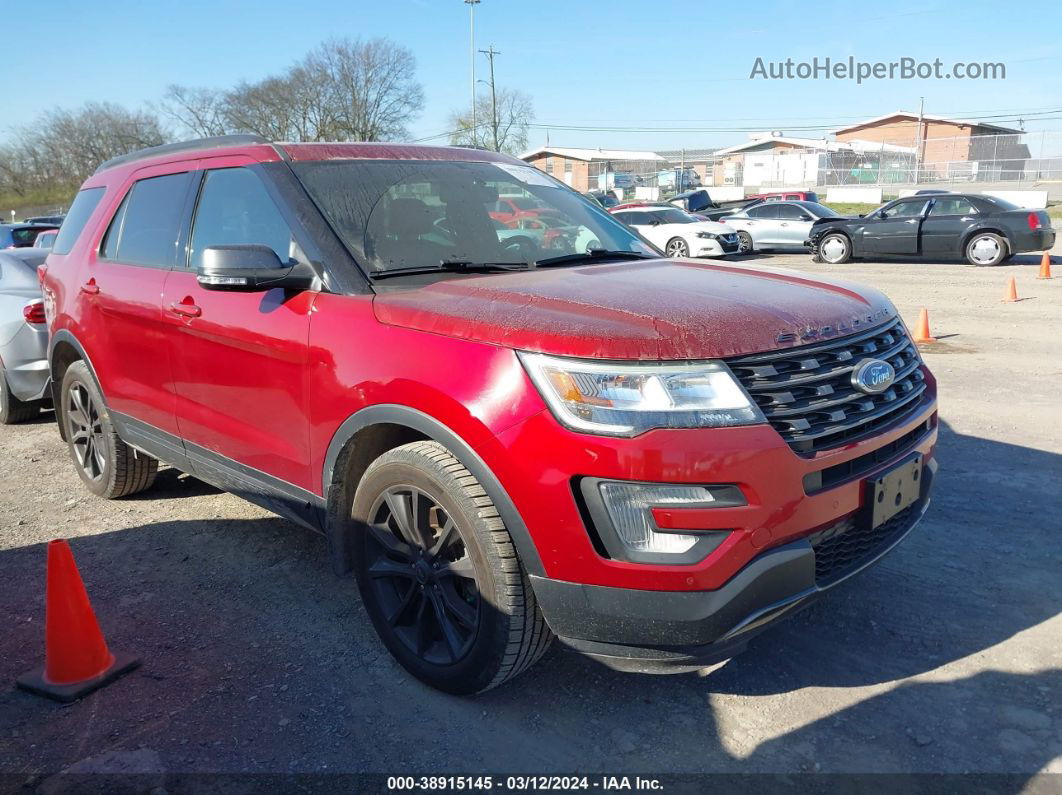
[93,134,279,174]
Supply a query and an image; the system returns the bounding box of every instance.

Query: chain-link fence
[577,131,1062,201]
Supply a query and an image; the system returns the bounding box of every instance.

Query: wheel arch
[959,226,1011,257]
[48,330,104,442]
[817,227,855,260]
[322,404,545,578]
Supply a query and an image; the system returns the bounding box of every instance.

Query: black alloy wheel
[364,484,480,665]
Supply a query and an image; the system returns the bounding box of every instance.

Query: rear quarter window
[52,187,106,255]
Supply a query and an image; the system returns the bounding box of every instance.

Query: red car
[488,195,562,225]
[42,136,937,694]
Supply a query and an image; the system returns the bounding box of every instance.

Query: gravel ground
[1,251,1061,786]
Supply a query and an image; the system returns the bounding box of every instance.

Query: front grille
[808,501,921,586]
[727,317,928,455]
[803,419,933,494]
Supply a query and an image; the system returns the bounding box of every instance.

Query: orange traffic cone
[1002,277,1020,303]
[912,308,937,343]
[1037,251,1053,280]
[17,540,139,702]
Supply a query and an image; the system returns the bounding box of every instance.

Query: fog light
[598,482,718,554]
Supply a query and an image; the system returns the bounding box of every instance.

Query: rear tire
[0,368,40,425]
[965,232,1007,266]
[60,361,158,498]
[351,441,552,694]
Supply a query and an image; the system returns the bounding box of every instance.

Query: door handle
[780,222,789,226]
[169,300,202,318]
[80,279,99,295]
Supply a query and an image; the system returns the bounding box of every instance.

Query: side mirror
[197,245,314,292]
[798,213,812,221]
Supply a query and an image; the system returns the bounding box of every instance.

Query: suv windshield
[293,160,655,274]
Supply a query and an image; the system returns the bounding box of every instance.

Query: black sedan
[807,193,1055,266]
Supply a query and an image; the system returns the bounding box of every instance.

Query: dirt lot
[1,251,1061,786]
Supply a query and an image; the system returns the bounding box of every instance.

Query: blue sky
[4,0,1061,152]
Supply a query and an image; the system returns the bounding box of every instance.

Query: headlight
[518,352,765,436]
[695,231,717,239]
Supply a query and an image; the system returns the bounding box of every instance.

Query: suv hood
[373,259,896,360]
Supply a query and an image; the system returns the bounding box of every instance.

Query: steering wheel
[501,235,537,259]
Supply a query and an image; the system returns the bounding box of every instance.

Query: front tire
[965,232,1007,266]
[352,441,552,694]
[736,231,754,254]
[818,232,852,264]
[665,237,690,258]
[60,361,158,498]
[0,367,40,425]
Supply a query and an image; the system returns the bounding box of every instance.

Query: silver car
[721,200,839,254]
[0,248,50,423]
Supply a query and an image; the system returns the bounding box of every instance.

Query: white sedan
[610,206,739,258]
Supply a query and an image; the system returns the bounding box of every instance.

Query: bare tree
[159,85,229,138]
[162,37,424,143]
[303,38,425,141]
[449,88,533,155]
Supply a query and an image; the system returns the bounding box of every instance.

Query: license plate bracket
[866,454,923,528]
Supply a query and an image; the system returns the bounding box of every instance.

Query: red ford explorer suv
[41,136,937,694]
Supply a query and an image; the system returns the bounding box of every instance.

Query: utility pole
[464,0,480,147]
[478,45,501,151]
[914,96,925,185]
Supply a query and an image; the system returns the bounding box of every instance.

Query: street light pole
[464,0,480,147]
[479,45,501,151]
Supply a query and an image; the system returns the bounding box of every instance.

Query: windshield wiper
[533,249,657,268]
[371,259,533,280]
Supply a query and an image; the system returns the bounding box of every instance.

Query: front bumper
[532,459,936,672]
[694,236,740,257]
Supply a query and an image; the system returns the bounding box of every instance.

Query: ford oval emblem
[851,359,895,394]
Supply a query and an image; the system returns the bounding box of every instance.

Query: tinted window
[883,200,927,219]
[624,213,650,226]
[747,204,779,219]
[929,198,977,216]
[107,172,193,267]
[11,227,50,246]
[52,187,105,255]
[800,202,838,218]
[982,196,1020,211]
[100,193,129,259]
[189,168,296,269]
[652,208,694,224]
[775,203,808,220]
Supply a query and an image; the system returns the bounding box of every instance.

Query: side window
[100,193,130,260]
[929,198,977,217]
[747,204,779,219]
[884,200,928,219]
[774,204,806,220]
[103,172,193,267]
[51,187,105,255]
[189,167,296,270]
